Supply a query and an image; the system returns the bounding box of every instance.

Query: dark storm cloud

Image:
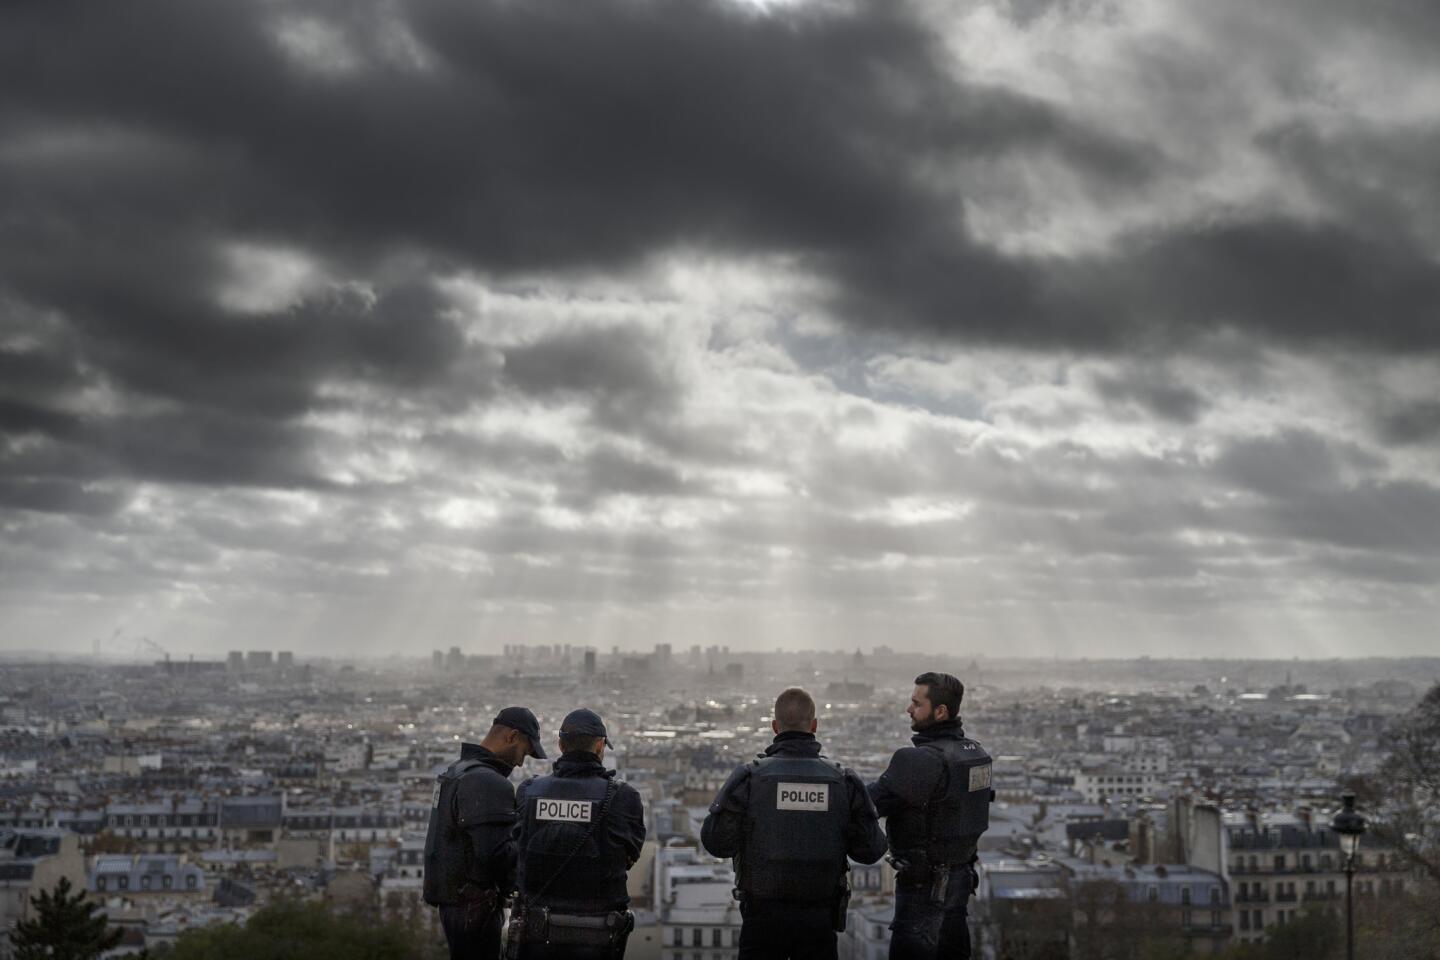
[1093,369,1206,424]
[501,325,677,409]
[1,0,1434,462]
[0,479,126,517]
[1212,430,1440,556]
[0,281,476,502]
[1376,400,1440,446]
[0,0,1155,375]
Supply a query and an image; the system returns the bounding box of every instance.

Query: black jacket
[450,743,520,894]
[867,720,967,820]
[513,751,646,913]
[700,731,888,866]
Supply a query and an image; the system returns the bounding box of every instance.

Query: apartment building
[1226,811,1414,946]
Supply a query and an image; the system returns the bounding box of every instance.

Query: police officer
[424,706,546,960]
[702,687,887,960]
[869,673,993,959]
[509,708,645,959]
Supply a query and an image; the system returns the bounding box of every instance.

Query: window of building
[711,929,721,947]
[673,929,683,947]
[163,875,173,889]
[187,875,197,889]
[1274,855,1286,871]
[1210,885,1220,904]
[731,929,740,947]
[1147,885,1158,903]
[141,875,151,890]
[1181,886,1192,904]
[118,877,129,890]
[97,877,107,892]
[692,928,702,947]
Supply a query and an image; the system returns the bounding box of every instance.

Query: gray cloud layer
[1,0,1437,655]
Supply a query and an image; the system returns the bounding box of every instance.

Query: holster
[457,884,500,922]
[894,856,953,905]
[930,864,951,905]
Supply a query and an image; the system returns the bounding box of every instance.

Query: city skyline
[3,0,1439,657]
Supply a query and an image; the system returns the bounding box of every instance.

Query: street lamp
[1331,792,1367,960]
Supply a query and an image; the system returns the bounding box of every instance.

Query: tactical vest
[887,738,993,866]
[519,774,628,911]
[736,755,849,903]
[423,758,485,906]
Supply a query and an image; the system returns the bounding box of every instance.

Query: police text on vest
[536,799,593,822]
[776,783,829,811]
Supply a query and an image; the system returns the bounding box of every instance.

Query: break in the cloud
[1,0,1438,657]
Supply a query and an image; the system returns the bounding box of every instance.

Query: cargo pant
[889,863,972,959]
[440,898,503,960]
[737,900,837,960]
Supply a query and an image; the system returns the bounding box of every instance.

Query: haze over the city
[2,0,1439,658]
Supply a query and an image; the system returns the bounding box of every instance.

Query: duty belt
[508,906,635,947]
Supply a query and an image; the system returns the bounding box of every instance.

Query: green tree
[1258,908,1339,960]
[1352,682,1440,884]
[11,876,122,960]
[1070,879,1184,960]
[168,899,439,960]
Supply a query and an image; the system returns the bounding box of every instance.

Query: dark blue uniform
[869,721,992,960]
[511,751,645,958]
[702,731,888,960]
[424,743,520,960]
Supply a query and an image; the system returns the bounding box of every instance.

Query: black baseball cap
[560,708,612,748]
[494,706,546,759]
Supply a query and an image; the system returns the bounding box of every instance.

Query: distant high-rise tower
[277,651,295,670]
[227,651,244,672]
[584,650,596,676]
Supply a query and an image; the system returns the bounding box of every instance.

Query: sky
[2,0,1439,659]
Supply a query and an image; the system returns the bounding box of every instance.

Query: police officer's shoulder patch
[969,763,993,792]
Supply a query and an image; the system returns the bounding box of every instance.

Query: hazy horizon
[3,0,1438,659]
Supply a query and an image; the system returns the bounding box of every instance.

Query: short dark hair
[915,672,964,719]
[773,687,816,732]
[559,732,602,754]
